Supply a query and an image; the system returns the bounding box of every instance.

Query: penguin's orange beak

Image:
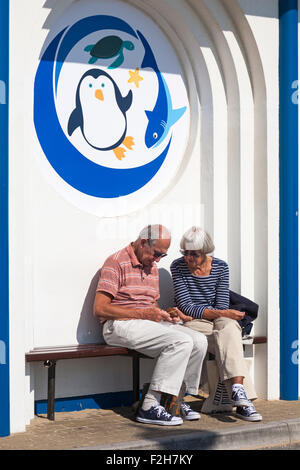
[95,89,104,101]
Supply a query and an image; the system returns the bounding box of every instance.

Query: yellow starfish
[128,68,143,88]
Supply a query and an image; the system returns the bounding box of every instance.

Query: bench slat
[25,344,132,362]
[252,336,267,344]
[26,336,267,362]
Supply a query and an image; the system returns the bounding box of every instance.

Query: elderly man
[93,225,208,426]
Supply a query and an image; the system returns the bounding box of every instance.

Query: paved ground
[258,441,300,450]
[1,394,300,451]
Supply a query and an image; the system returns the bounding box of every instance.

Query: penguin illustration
[68,69,134,160]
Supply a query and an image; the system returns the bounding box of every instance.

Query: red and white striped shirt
[96,244,160,321]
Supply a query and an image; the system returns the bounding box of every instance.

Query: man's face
[138,238,170,267]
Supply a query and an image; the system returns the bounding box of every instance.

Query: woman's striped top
[170,256,230,319]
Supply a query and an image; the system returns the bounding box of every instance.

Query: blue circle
[34,16,171,199]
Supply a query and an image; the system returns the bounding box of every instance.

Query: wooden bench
[25,344,149,421]
[25,336,266,421]
[242,336,267,345]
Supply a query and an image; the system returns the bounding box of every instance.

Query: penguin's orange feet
[122,136,134,150]
[113,147,126,160]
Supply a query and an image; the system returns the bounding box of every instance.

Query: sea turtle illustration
[84,35,135,69]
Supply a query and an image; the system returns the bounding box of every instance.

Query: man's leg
[103,319,206,425]
[184,318,215,351]
[104,319,200,396]
[171,323,208,395]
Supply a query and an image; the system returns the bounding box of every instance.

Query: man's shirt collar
[127,243,142,267]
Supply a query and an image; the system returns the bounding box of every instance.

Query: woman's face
[181,250,205,269]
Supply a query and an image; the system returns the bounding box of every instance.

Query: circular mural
[34,0,190,216]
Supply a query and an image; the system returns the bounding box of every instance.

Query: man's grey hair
[180,226,215,254]
[138,224,171,246]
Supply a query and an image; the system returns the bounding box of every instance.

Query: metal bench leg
[44,360,56,421]
[132,354,140,403]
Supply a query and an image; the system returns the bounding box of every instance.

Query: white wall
[9,0,280,433]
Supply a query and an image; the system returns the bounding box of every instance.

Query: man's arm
[93,291,174,322]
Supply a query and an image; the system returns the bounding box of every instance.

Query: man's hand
[167,307,193,323]
[94,291,184,323]
[140,307,179,323]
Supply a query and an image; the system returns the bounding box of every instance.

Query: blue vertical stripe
[0,0,10,436]
[279,0,299,400]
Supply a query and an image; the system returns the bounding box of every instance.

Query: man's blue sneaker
[231,385,250,407]
[181,400,201,420]
[136,405,183,426]
[236,402,262,422]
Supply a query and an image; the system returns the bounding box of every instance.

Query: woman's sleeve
[214,263,230,309]
[170,262,213,319]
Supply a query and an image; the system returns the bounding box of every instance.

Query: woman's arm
[214,262,230,309]
[171,261,245,322]
[202,307,245,321]
[170,262,213,319]
[202,264,245,320]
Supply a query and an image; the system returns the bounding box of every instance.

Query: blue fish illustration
[137,30,186,149]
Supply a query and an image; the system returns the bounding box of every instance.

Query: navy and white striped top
[170,257,230,319]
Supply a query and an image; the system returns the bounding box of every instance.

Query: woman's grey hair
[180,226,214,254]
[138,224,171,247]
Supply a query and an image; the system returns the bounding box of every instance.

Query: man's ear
[140,238,148,247]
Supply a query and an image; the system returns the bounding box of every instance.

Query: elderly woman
[170,226,262,422]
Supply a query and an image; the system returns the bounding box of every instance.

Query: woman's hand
[167,307,193,323]
[221,309,245,321]
[203,308,245,321]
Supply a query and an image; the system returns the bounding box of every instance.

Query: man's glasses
[146,240,168,259]
[180,250,202,258]
[153,250,168,259]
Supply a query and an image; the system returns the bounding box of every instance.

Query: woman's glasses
[180,250,202,258]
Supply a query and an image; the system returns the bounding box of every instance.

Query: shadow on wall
[76,269,105,344]
[158,268,175,310]
[76,267,175,344]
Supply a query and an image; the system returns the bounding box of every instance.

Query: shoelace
[181,401,192,413]
[234,387,248,400]
[245,402,257,414]
[154,405,172,419]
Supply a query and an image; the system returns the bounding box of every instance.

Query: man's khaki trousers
[103,318,208,397]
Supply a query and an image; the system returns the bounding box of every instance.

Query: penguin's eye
[101,83,105,88]
[89,84,92,88]
[153,132,158,139]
